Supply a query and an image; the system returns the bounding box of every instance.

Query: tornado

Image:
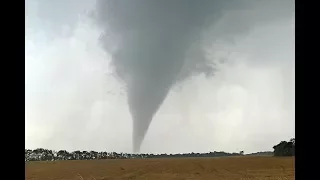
[94,0,294,152]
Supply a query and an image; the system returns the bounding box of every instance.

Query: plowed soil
[26,156,295,180]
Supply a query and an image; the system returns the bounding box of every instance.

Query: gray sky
[25,0,295,154]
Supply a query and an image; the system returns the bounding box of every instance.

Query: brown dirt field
[26,156,295,180]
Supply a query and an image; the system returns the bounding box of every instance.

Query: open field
[26,156,295,180]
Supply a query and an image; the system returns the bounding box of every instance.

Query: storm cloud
[94,0,294,152]
[25,0,294,154]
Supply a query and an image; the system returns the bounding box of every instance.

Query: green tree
[90,151,98,159]
[73,150,81,160]
[273,138,295,156]
[57,150,69,160]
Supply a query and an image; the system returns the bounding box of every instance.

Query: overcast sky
[25,0,295,154]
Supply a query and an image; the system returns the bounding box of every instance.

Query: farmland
[26,156,295,180]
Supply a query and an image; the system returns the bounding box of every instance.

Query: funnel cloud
[25,0,294,154]
[94,0,294,152]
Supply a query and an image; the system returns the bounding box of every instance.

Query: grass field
[25,156,295,180]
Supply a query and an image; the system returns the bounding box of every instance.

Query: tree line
[25,138,294,161]
[25,149,244,161]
